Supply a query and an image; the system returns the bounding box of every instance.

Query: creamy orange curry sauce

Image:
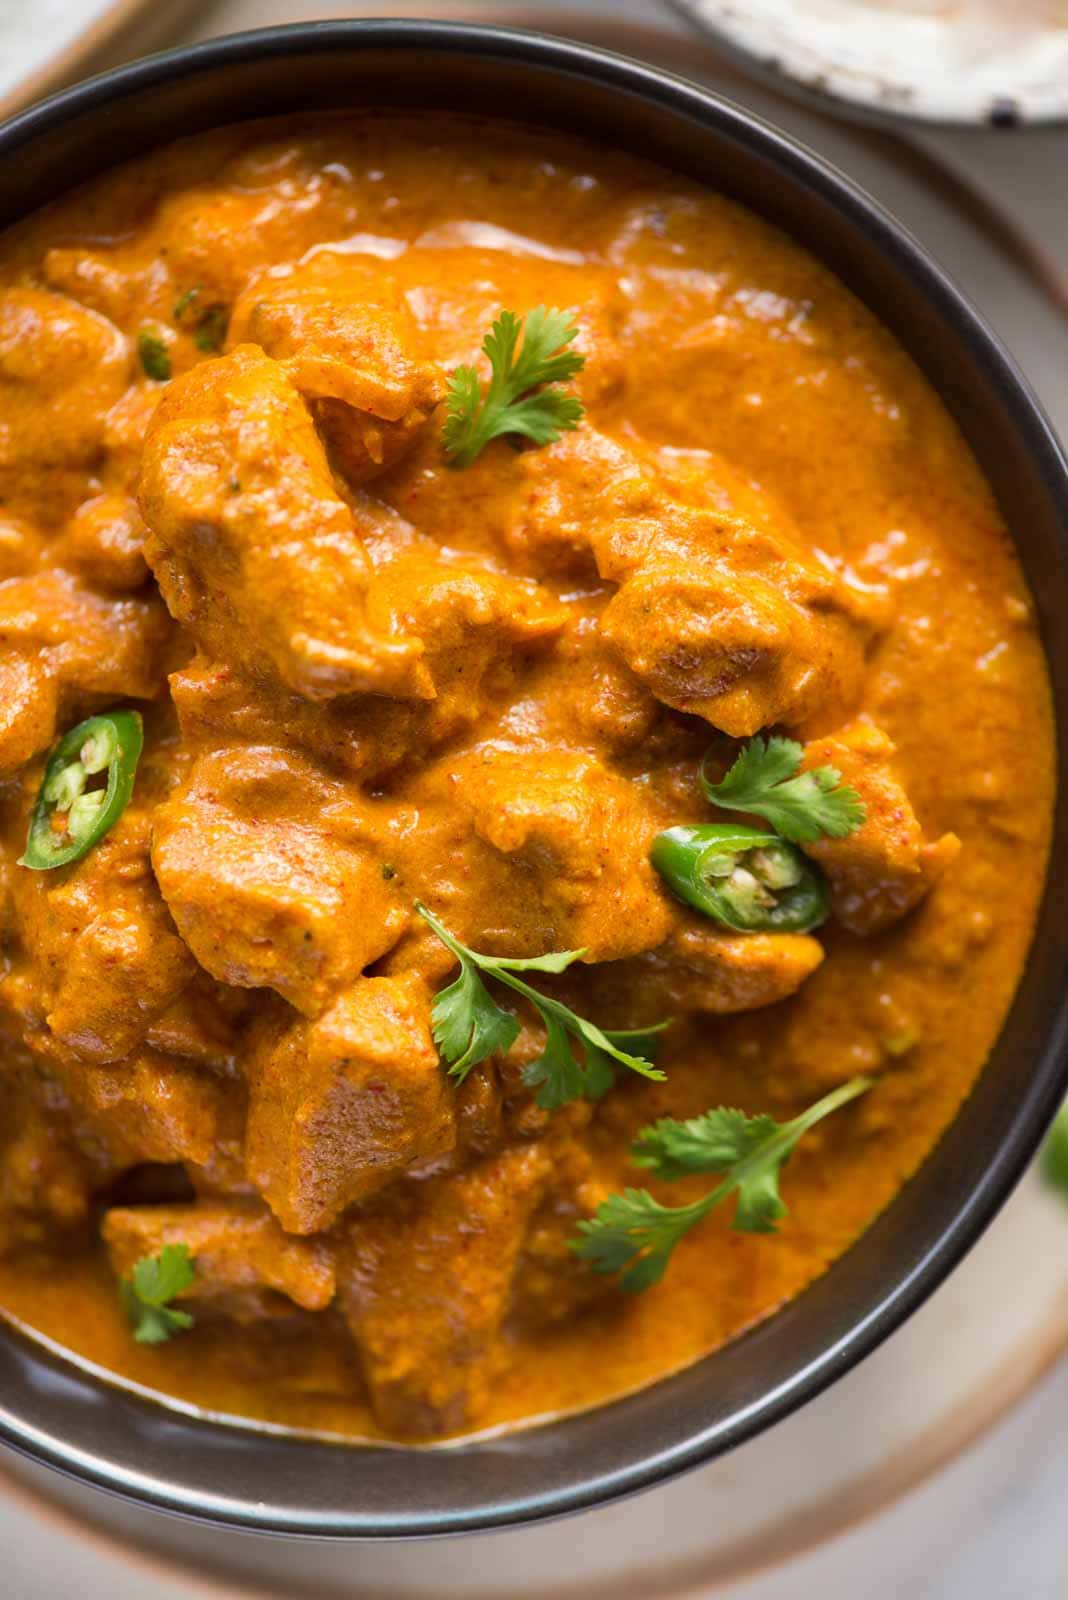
[0,115,1053,1441]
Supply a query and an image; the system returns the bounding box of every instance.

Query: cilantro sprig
[443,306,586,468]
[416,902,666,1108]
[701,736,866,845]
[119,1244,196,1345]
[573,1076,872,1291]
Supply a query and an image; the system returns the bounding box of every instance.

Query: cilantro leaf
[137,329,171,382]
[443,306,586,468]
[489,947,585,976]
[416,902,667,1108]
[571,1188,708,1292]
[173,285,200,320]
[430,959,520,1082]
[172,285,228,352]
[701,735,866,844]
[120,1243,196,1345]
[580,1039,619,1103]
[522,1009,587,1110]
[193,304,228,353]
[582,1024,671,1103]
[573,1076,872,1290]
[604,1023,670,1061]
[632,1105,780,1181]
[516,1006,665,1110]
[420,905,520,1081]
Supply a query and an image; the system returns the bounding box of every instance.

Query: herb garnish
[120,1244,196,1344]
[416,903,666,1108]
[701,736,866,845]
[443,306,586,468]
[573,1076,872,1290]
[193,304,228,353]
[173,285,228,352]
[137,329,171,382]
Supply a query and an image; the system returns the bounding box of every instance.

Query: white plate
[671,0,1068,126]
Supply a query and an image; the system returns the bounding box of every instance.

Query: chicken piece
[0,570,169,699]
[102,1201,336,1315]
[600,559,852,738]
[45,900,196,1066]
[392,421,873,731]
[448,746,674,962]
[159,185,338,306]
[0,289,130,478]
[379,552,568,728]
[169,559,566,780]
[137,344,428,701]
[168,655,417,782]
[598,463,869,735]
[0,570,172,775]
[151,745,405,1015]
[42,246,150,327]
[497,420,651,577]
[101,385,163,492]
[339,1144,551,1437]
[231,284,443,485]
[531,633,661,756]
[382,554,568,666]
[48,1047,237,1171]
[245,976,456,1234]
[513,429,872,735]
[802,721,961,936]
[0,514,43,578]
[0,653,58,776]
[144,975,251,1074]
[454,1064,504,1160]
[489,427,789,576]
[0,1090,91,1255]
[510,1140,612,1328]
[55,493,150,593]
[9,807,196,1064]
[589,922,825,1020]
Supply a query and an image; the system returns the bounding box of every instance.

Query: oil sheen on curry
[0,114,1052,1442]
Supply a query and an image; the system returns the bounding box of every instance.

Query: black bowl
[1,19,1066,1539]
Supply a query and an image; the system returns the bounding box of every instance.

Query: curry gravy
[0,115,1052,1440]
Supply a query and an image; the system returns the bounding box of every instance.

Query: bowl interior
[0,20,1067,1537]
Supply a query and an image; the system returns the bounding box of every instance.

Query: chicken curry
[0,114,1053,1442]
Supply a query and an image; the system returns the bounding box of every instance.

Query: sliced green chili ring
[651,822,829,934]
[19,710,144,871]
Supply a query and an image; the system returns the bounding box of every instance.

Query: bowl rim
[1,16,1067,1539]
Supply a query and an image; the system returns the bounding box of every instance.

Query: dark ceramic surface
[0,20,1066,1539]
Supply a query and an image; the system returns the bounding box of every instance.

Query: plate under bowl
[669,0,1068,127]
